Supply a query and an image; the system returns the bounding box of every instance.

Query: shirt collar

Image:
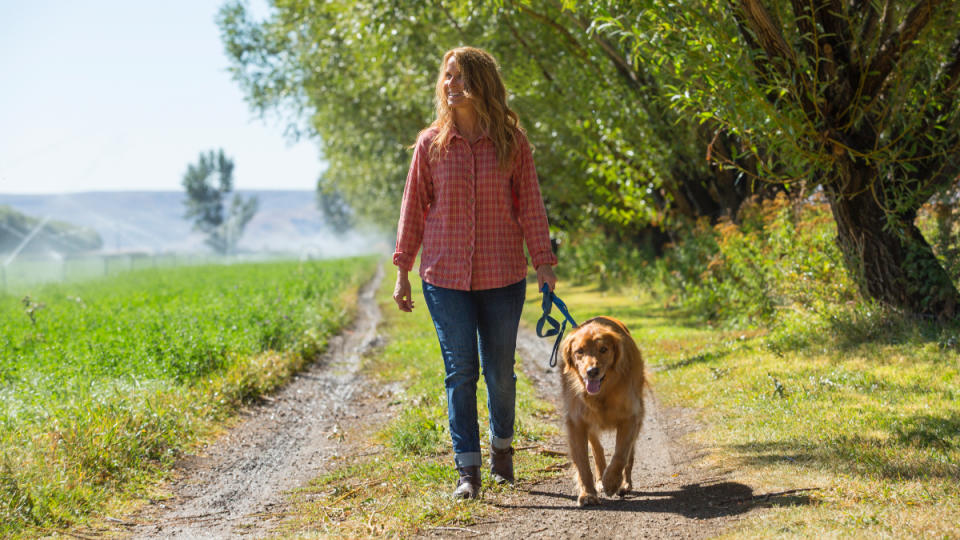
[450,125,488,144]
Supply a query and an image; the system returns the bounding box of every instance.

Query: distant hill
[0,204,103,255]
[0,191,384,257]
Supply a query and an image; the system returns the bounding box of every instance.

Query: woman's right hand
[393,271,414,312]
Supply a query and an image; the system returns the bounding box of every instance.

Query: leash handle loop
[536,284,578,368]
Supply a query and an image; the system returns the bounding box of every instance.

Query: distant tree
[181,149,259,255]
[316,185,353,236]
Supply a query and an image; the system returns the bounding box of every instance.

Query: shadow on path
[500,481,815,519]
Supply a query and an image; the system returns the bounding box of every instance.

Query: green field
[0,256,376,536]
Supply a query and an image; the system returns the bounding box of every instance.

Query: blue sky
[0,1,322,194]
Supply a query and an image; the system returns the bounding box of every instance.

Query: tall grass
[0,256,376,536]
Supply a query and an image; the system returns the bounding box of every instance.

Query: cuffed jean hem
[455,452,482,468]
[491,434,513,450]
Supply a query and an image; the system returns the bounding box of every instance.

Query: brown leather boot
[453,465,481,499]
[490,446,514,484]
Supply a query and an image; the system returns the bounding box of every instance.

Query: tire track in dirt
[431,326,760,539]
[125,264,385,539]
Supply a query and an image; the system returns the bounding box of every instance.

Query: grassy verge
[522,283,960,538]
[278,272,958,537]
[279,276,564,537]
[0,256,377,537]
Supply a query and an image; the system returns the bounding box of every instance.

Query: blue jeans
[422,279,526,469]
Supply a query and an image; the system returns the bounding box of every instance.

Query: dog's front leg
[601,419,641,497]
[621,444,636,495]
[588,430,606,491]
[566,418,599,506]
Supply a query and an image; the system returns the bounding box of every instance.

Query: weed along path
[126,264,386,539]
[446,328,763,539]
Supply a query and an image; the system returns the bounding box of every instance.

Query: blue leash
[535,283,579,367]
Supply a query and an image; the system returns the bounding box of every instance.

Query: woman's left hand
[536,265,557,292]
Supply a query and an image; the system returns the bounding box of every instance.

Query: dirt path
[125,264,386,539]
[120,268,762,539]
[434,328,762,539]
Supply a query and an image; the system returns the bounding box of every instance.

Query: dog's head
[561,321,625,396]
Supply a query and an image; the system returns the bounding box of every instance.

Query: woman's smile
[444,57,470,108]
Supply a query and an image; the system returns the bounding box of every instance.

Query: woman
[393,46,558,499]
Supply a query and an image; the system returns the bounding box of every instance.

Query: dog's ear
[561,333,576,372]
[613,333,630,376]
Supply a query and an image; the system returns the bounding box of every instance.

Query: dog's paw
[617,481,632,497]
[601,468,622,496]
[577,491,600,507]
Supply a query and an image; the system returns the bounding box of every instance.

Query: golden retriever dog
[560,316,646,506]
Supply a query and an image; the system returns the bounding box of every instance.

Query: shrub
[659,192,859,325]
[559,192,862,326]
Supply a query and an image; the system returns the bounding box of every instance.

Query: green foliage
[220,1,960,314]
[0,256,375,535]
[919,177,960,280]
[558,192,858,326]
[181,149,259,255]
[217,1,748,235]
[555,228,652,288]
[601,1,960,314]
[662,193,858,324]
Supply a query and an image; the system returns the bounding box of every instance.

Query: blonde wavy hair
[424,47,522,169]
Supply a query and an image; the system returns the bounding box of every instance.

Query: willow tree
[603,0,960,317]
[218,1,769,251]
[488,1,775,241]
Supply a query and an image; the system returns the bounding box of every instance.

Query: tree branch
[514,3,595,67]
[500,6,564,96]
[561,10,649,95]
[914,32,960,194]
[818,0,853,51]
[855,0,880,59]
[863,0,943,96]
[733,0,820,121]
[788,0,817,59]
[434,0,465,35]
[736,0,798,75]
[939,33,960,96]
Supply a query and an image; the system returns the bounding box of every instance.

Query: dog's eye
[575,349,584,357]
[599,346,608,354]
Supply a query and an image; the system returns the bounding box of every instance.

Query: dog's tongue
[586,379,602,394]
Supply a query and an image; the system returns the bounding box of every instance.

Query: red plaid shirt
[393,126,557,291]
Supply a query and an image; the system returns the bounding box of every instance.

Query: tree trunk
[826,178,959,320]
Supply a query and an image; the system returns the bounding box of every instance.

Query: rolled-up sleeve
[512,133,557,269]
[393,134,433,272]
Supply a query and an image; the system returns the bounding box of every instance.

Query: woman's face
[443,56,471,111]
